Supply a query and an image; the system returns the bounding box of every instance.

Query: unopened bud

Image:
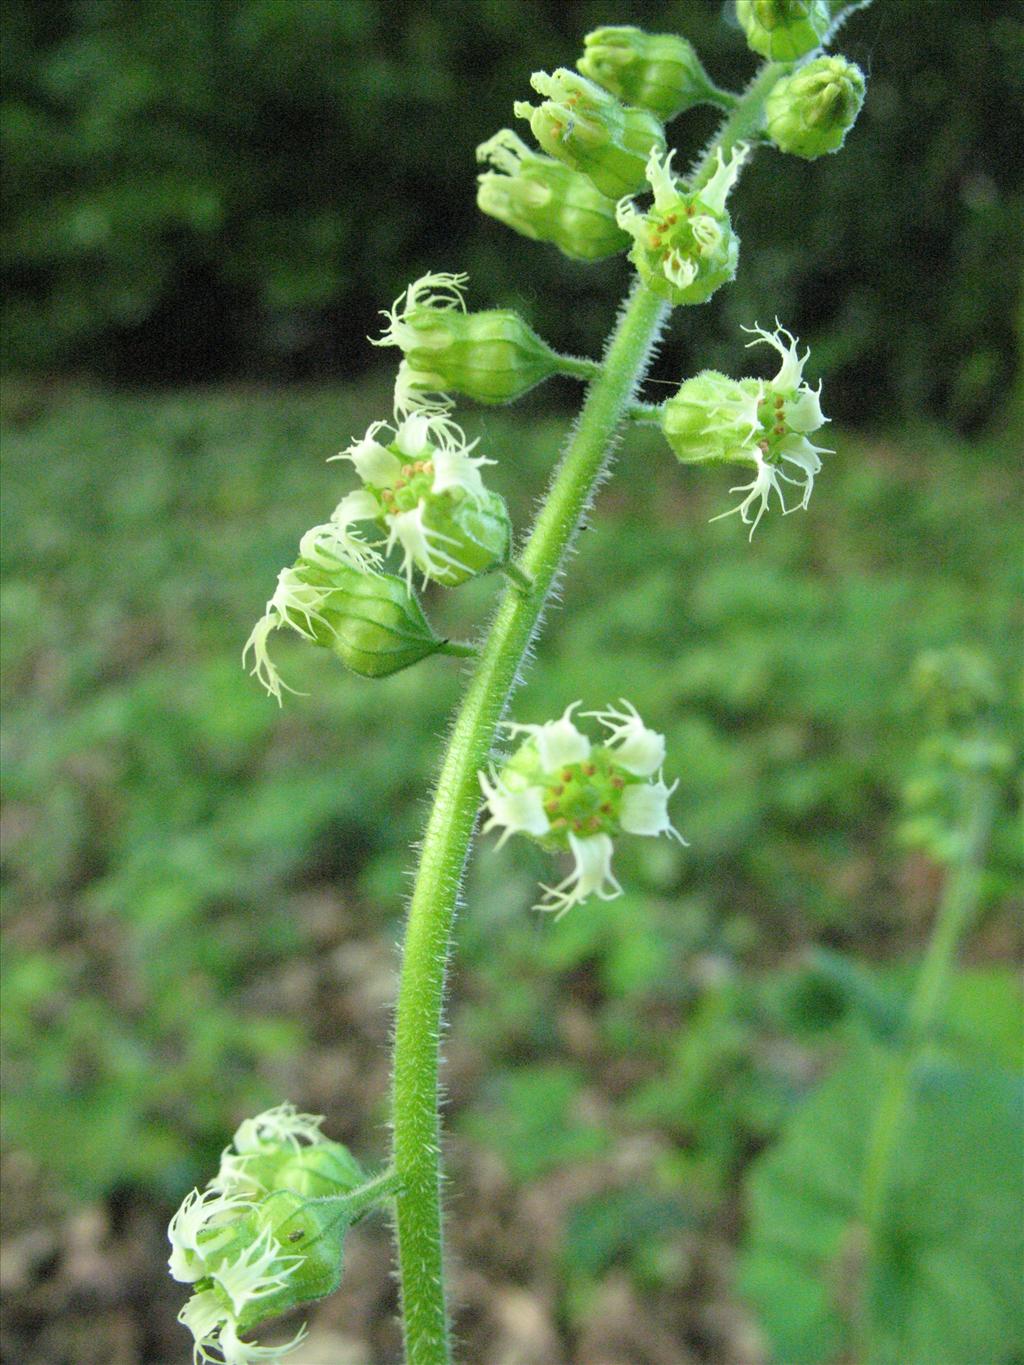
[578,26,717,121]
[736,0,831,61]
[374,271,565,404]
[514,68,666,199]
[765,56,865,159]
[476,129,629,262]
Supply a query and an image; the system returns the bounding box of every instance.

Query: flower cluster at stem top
[169,1104,366,1365]
[480,701,684,918]
[660,322,831,536]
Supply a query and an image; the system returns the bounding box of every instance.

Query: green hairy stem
[389,65,789,1365]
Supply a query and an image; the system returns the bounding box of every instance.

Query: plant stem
[501,560,535,593]
[390,280,665,1364]
[437,640,478,659]
[389,64,789,1365]
[856,774,997,1333]
[340,1167,402,1220]
[555,352,602,382]
[626,401,664,425]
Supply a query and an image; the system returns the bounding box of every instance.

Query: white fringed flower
[372,270,468,353]
[233,1103,326,1154]
[662,321,831,536]
[479,701,683,917]
[168,1188,252,1283]
[334,412,502,589]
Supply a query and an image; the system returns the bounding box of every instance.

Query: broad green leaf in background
[740,1037,1024,1365]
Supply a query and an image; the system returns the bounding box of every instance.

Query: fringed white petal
[233,1103,326,1153]
[700,142,749,216]
[584,699,665,776]
[431,444,492,502]
[337,423,404,485]
[620,777,686,843]
[479,766,550,847]
[743,319,809,393]
[504,701,590,772]
[536,833,621,919]
[372,270,467,351]
[385,504,469,588]
[708,451,787,539]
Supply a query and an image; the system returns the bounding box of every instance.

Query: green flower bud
[577,26,718,121]
[617,145,748,305]
[736,0,831,61]
[765,56,866,158]
[340,412,512,589]
[373,271,565,404]
[661,370,762,463]
[476,129,629,262]
[244,540,453,701]
[660,323,832,536]
[514,68,667,199]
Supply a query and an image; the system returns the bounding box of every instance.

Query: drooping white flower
[537,833,622,919]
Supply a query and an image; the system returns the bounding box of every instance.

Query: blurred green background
[2,2,1022,1363]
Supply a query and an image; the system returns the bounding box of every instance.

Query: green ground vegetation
[2,378,1021,1359]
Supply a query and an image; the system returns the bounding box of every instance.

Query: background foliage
[3,376,1021,1360]
[2,1,1023,1360]
[3,0,1022,427]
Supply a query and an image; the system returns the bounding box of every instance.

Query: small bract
[479,701,684,918]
